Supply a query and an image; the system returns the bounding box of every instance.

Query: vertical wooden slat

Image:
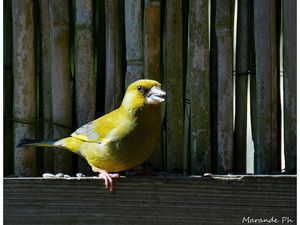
[125,0,144,87]
[252,0,279,174]
[105,0,124,113]
[283,0,296,173]
[182,0,189,175]
[4,0,13,176]
[188,0,211,174]
[234,0,249,174]
[49,0,73,174]
[74,0,95,175]
[165,0,184,172]
[210,1,218,175]
[144,0,160,82]
[12,0,36,176]
[40,0,54,173]
[211,0,233,173]
[144,0,162,169]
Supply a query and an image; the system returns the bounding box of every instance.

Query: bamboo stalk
[40,0,54,173]
[4,0,13,176]
[74,0,95,175]
[165,0,184,172]
[12,0,36,176]
[283,0,296,174]
[144,0,162,169]
[182,0,189,175]
[234,0,249,174]
[125,0,144,87]
[105,0,124,113]
[144,0,160,82]
[252,0,280,174]
[49,0,73,174]
[211,0,233,173]
[188,0,211,175]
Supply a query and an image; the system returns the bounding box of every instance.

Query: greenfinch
[18,79,166,191]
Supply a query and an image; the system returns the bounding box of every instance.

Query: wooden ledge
[4,176,296,225]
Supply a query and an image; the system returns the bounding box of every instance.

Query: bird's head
[121,79,166,114]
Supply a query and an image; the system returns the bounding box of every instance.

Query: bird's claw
[94,168,119,191]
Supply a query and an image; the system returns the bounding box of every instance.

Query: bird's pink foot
[93,168,119,191]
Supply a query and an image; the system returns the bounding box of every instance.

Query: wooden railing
[4,176,296,225]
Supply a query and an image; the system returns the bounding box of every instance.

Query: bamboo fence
[4,0,296,176]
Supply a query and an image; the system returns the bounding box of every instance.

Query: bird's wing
[71,108,124,143]
[71,121,102,143]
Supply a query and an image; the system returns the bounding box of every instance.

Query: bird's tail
[17,139,62,148]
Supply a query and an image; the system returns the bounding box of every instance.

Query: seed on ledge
[55,173,64,178]
[43,173,54,178]
[76,173,86,178]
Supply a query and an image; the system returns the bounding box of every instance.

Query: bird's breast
[84,106,161,172]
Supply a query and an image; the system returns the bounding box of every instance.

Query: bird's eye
[137,86,142,92]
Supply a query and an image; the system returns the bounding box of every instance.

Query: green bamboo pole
[105,0,124,113]
[283,0,296,174]
[234,0,249,174]
[252,0,280,174]
[49,0,74,174]
[188,0,211,175]
[74,0,95,175]
[211,0,233,173]
[40,0,54,173]
[165,0,184,172]
[125,0,144,87]
[144,0,162,169]
[12,0,36,176]
[4,0,13,176]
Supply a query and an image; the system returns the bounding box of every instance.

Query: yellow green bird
[18,79,166,191]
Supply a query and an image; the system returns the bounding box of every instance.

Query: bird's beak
[145,86,166,105]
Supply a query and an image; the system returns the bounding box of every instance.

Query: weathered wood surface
[283,0,296,174]
[12,0,36,176]
[49,0,74,174]
[234,0,249,173]
[74,0,95,134]
[211,0,233,173]
[165,0,184,172]
[252,0,280,174]
[74,0,95,175]
[40,0,54,173]
[188,0,211,175]
[4,176,296,225]
[105,0,124,113]
[124,0,144,87]
[144,0,162,169]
